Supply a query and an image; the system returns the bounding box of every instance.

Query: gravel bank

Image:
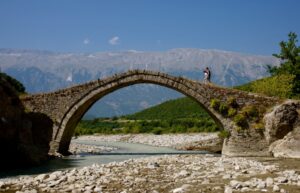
[72,133,219,149]
[2,155,300,193]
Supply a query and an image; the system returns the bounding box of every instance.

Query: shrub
[227,97,239,108]
[0,72,26,94]
[251,74,295,98]
[235,126,242,133]
[219,103,229,116]
[218,130,231,139]
[210,99,220,110]
[233,114,248,128]
[241,105,259,119]
[253,122,265,130]
[152,127,163,135]
[228,108,237,117]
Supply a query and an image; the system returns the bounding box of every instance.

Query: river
[0,140,211,179]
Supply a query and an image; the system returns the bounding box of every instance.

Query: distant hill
[124,97,212,120]
[76,97,219,135]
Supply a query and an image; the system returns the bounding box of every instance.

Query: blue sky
[0,0,299,55]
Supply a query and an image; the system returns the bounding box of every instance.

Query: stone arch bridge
[21,70,281,156]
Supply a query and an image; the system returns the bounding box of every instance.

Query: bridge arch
[22,70,279,155]
[54,70,227,154]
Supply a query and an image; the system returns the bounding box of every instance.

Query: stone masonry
[20,70,282,156]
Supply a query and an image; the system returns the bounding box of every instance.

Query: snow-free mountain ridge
[0,48,280,118]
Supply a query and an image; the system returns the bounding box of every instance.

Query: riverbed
[1,134,300,193]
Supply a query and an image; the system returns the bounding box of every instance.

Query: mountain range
[0,48,280,118]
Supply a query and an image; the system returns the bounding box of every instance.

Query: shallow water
[0,140,210,179]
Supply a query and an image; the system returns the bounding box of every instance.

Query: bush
[152,127,163,135]
[218,130,231,139]
[0,72,26,94]
[233,114,248,128]
[253,122,265,130]
[210,99,220,110]
[251,74,295,98]
[219,103,229,116]
[227,97,239,108]
[235,126,242,132]
[241,105,259,119]
[228,108,237,117]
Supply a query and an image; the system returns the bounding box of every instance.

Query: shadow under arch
[56,72,225,154]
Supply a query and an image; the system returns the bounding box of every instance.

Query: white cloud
[83,38,90,45]
[109,36,119,45]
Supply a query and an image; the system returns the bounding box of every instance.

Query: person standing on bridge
[203,67,211,83]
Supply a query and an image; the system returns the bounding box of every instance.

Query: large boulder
[264,100,300,158]
[269,125,300,158]
[0,77,53,169]
[264,100,299,144]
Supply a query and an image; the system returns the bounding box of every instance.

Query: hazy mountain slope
[124,97,211,120]
[0,48,280,117]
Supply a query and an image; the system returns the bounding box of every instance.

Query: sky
[0,0,300,55]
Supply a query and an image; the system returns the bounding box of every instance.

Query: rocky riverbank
[1,155,300,193]
[69,143,118,154]
[71,133,222,153]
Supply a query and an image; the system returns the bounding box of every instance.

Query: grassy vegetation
[75,97,220,136]
[235,74,296,99]
[124,97,211,120]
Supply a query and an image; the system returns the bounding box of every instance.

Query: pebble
[224,186,233,193]
[256,180,266,189]
[273,185,280,192]
[175,170,190,178]
[34,174,49,182]
[266,177,274,187]
[147,162,160,169]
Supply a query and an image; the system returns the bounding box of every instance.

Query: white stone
[93,186,102,192]
[241,187,250,192]
[257,180,266,189]
[230,180,242,189]
[224,186,233,193]
[47,180,60,187]
[266,177,274,187]
[0,181,4,188]
[24,190,37,193]
[175,170,190,178]
[147,162,160,169]
[172,187,184,193]
[273,185,280,192]
[280,188,286,193]
[222,174,232,179]
[34,174,49,182]
[234,165,240,170]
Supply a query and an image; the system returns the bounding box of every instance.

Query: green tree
[0,72,26,94]
[268,32,300,95]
